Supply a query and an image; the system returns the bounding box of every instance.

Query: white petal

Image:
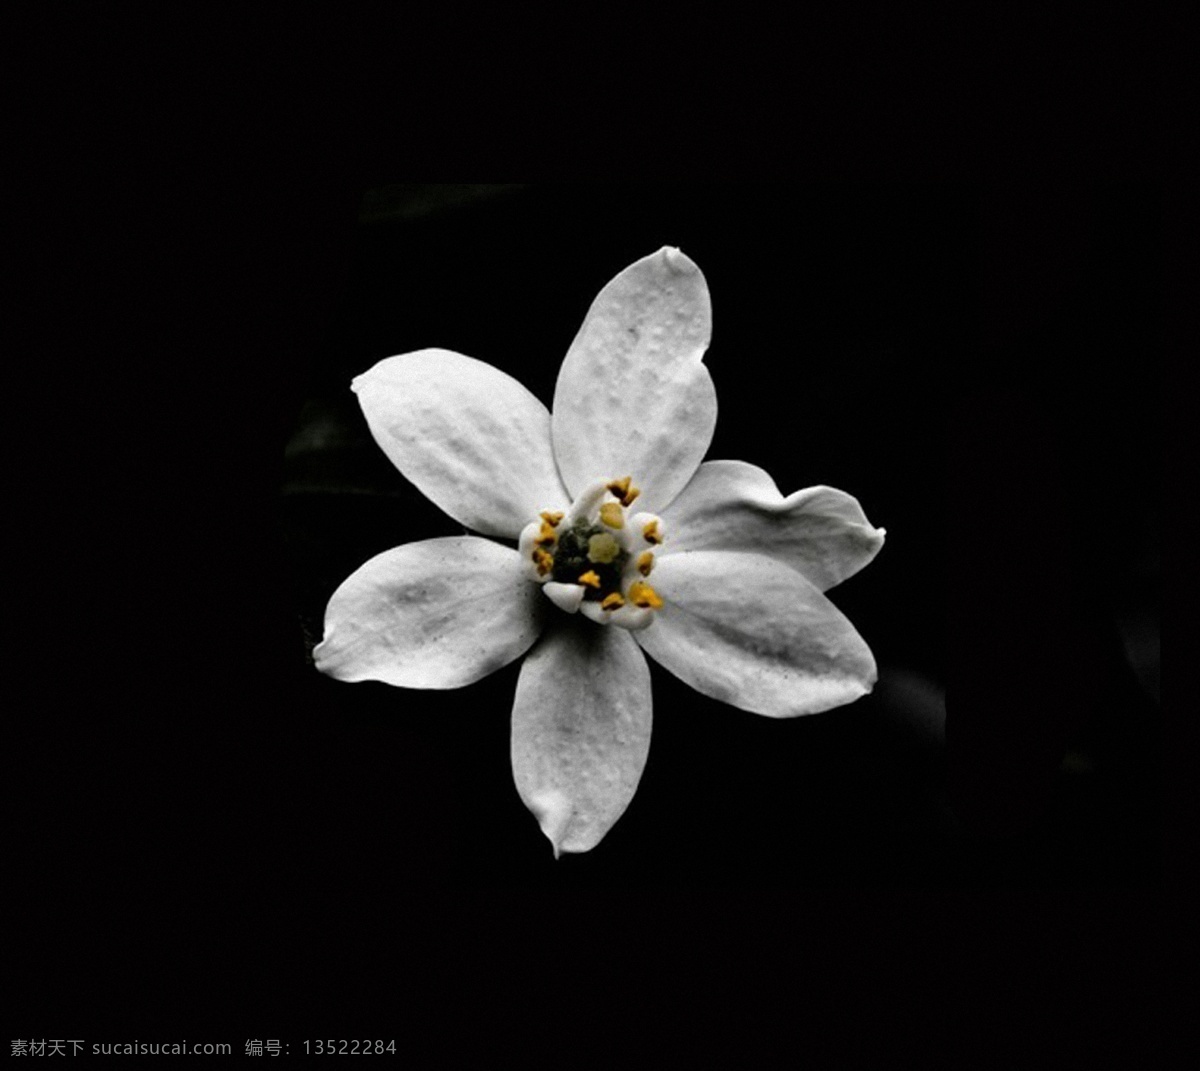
[511,618,653,855]
[552,247,716,516]
[314,537,544,688]
[354,350,569,538]
[660,460,885,591]
[635,550,877,717]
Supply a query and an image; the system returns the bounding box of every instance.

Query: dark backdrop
[17,180,1164,1032]
[12,0,1178,1046]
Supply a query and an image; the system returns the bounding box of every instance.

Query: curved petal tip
[660,246,699,275]
[529,789,573,859]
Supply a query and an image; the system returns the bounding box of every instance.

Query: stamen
[581,600,653,630]
[636,551,655,576]
[532,547,554,576]
[600,592,626,611]
[599,502,625,529]
[536,520,558,546]
[627,581,664,609]
[567,481,611,525]
[586,533,620,564]
[642,519,663,544]
[539,510,564,527]
[577,570,602,589]
[605,476,640,507]
[606,476,631,498]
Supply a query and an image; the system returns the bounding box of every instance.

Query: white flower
[314,247,885,856]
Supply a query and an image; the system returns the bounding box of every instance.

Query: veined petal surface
[552,247,715,516]
[354,350,569,538]
[660,460,885,591]
[315,537,544,688]
[636,551,876,718]
[511,618,652,855]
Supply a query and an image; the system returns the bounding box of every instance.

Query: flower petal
[314,537,544,688]
[354,350,569,538]
[636,551,877,717]
[552,247,716,515]
[510,617,653,855]
[660,460,885,590]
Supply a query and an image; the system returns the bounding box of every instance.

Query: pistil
[519,475,667,630]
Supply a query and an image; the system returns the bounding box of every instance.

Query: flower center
[519,476,666,631]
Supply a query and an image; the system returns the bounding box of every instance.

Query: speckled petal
[660,460,885,590]
[314,537,544,688]
[636,550,877,717]
[354,349,569,538]
[511,617,652,855]
[551,247,715,516]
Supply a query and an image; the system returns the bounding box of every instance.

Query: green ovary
[550,523,629,598]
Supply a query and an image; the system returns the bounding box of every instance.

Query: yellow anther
[536,520,558,546]
[587,533,620,564]
[627,581,664,609]
[605,476,640,507]
[605,476,642,507]
[577,570,602,589]
[540,510,564,527]
[532,547,554,576]
[600,592,626,611]
[636,551,655,576]
[642,519,663,544]
[599,502,625,529]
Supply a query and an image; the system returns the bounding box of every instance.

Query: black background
[14,9,1174,1049]
[20,179,1165,1024]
